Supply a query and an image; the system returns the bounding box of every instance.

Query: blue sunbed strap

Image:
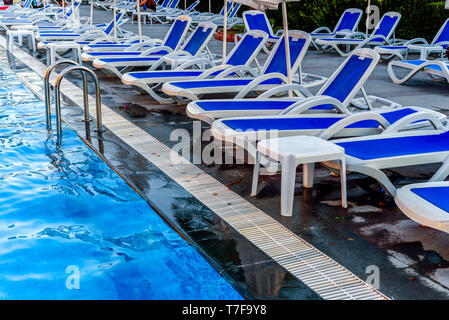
[264,36,306,75]
[336,11,361,32]
[225,33,265,66]
[337,125,449,160]
[164,18,189,50]
[321,54,373,102]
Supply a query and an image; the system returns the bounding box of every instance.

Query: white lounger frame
[395,181,449,233]
[187,48,382,123]
[315,12,402,57]
[121,30,269,103]
[92,21,217,79]
[387,59,449,84]
[81,15,192,61]
[375,18,449,61]
[162,30,327,103]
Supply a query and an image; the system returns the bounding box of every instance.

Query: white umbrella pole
[208,0,211,12]
[222,0,228,64]
[136,0,142,42]
[90,0,93,25]
[281,1,292,97]
[113,0,117,40]
[366,0,370,35]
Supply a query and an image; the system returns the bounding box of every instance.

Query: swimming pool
[0,62,242,300]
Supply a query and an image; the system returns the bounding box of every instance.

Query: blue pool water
[0,63,242,300]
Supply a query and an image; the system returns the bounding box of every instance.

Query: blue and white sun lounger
[161,31,327,103]
[387,59,449,84]
[315,12,402,56]
[92,22,217,78]
[81,15,191,62]
[36,10,127,41]
[189,1,233,25]
[324,120,449,200]
[211,107,446,165]
[310,8,363,48]
[375,18,449,60]
[164,0,200,22]
[395,181,449,233]
[121,30,268,103]
[240,10,283,54]
[186,48,387,123]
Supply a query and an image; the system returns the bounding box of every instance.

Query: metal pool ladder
[44,60,104,146]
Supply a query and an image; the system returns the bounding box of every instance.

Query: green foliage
[265,0,447,42]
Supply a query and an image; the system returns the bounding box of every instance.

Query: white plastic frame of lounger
[311,8,363,39]
[92,21,217,79]
[81,15,192,60]
[395,181,449,233]
[325,119,449,197]
[210,107,447,166]
[186,48,380,123]
[121,30,269,104]
[387,59,449,84]
[375,18,449,60]
[315,12,402,57]
[161,30,322,102]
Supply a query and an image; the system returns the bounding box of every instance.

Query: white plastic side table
[408,44,444,60]
[6,30,36,52]
[46,42,82,66]
[253,136,347,217]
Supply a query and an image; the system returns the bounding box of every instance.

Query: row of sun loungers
[5,4,449,234]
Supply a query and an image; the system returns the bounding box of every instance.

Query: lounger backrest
[22,0,32,8]
[228,3,241,19]
[160,0,172,8]
[318,49,380,106]
[243,10,275,37]
[64,1,81,18]
[186,0,199,12]
[334,8,363,33]
[103,10,125,35]
[225,30,268,66]
[219,2,233,16]
[163,15,191,50]
[371,12,401,39]
[181,22,217,56]
[432,18,449,45]
[168,0,179,9]
[262,31,311,76]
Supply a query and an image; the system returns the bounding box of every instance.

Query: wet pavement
[3,5,449,299]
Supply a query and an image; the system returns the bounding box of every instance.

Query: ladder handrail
[54,65,103,146]
[44,59,81,130]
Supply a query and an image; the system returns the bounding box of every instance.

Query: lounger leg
[340,158,347,208]
[303,163,314,188]
[251,152,261,197]
[281,155,297,217]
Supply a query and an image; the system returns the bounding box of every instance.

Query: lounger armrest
[78,30,109,41]
[280,96,351,115]
[214,65,259,78]
[319,113,390,140]
[197,64,234,78]
[126,40,162,51]
[344,31,366,39]
[404,38,428,45]
[435,41,449,47]
[233,73,287,99]
[275,29,284,37]
[383,112,444,134]
[311,26,331,34]
[176,58,216,71]
[258,84,313,99]
[140,46,174,56]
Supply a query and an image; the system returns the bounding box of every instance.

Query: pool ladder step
[44,60,104,146]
